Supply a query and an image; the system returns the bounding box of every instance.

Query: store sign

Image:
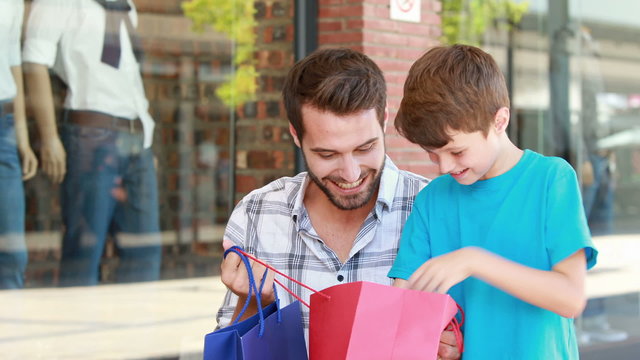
[390,0,421,23]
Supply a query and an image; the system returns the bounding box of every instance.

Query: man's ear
[494,107,510,134]
[289,123,301,148]
[383,105,389,133]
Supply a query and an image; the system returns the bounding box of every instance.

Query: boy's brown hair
[395,44,510,148]
[282,48,387,141]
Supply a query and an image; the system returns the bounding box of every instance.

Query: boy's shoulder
[523,150,576,177]
[414,174,455,202]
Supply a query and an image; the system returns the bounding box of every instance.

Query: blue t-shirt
[388,150,597,359]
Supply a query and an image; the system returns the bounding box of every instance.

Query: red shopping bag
[309,281,463,360]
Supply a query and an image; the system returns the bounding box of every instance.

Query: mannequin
[23,0,161,286]
[0,0,38,289]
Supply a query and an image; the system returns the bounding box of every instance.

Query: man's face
[426,128,501,185]
[294,106,386,210]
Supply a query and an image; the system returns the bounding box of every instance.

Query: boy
[389,45,597,359]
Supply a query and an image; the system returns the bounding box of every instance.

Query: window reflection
[0,0,32,289]
[12,0,237,287]
[22,0,161,286]
[442,0,640,356]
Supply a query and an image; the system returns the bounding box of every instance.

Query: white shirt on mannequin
[22,0,155,147]
[0,0,24,100]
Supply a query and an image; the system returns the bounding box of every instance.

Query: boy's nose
[438,157,455,175]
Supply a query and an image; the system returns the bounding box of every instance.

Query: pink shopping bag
[309,281,463,360]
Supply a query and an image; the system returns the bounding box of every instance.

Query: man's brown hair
[282,48,387,141]
[395,44,510,148]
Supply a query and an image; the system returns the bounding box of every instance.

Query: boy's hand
[408,246,484,294]
[438,329,461,360]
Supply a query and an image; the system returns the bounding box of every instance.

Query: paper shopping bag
[204,300,307,360]
[309,281,462,360]
[203,246,308,360]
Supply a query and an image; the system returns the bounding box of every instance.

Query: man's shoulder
[385,159,430,193]
[397,170,429,200]
[397,168,430,185]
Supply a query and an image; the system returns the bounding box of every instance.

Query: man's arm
[216,198,276,328]
[11,65,38,180]
[406,246,587,318]
[23,62,66,184]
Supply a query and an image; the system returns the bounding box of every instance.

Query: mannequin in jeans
[22,0,161,286]
[0,0,38,289]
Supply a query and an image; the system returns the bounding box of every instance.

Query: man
[216,48,460,359]
[0,0,38,289]
[22,0,161,286]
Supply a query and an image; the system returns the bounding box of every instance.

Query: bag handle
[444,304,465,354]
[223,246,280,337]
[227,246,465,353]
[227,246,330,308]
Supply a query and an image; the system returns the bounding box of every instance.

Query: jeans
[59,118,161,286]
[581,153,614,317]
[582,153,614,236]
[0,101,27,289]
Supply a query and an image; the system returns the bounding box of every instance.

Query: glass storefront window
[443,0,640,357]
[2,0,638,358]
[0,0,285,357]
[16,0,239,286]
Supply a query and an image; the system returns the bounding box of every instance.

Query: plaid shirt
[216,156,428,330]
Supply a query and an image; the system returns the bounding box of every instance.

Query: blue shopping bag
[203,247,308,360]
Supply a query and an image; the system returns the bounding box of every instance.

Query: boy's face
[426,127,502,185]
[291,105,387,210]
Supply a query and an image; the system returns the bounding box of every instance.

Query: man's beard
[306,156,385,211]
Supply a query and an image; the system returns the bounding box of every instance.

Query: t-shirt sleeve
[388,190,432,280]
[545,161,598,269]
[8,2,24,66]
[22,0,71,66]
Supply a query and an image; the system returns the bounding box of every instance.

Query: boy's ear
[289,123,301,148]
[493,107,510,134]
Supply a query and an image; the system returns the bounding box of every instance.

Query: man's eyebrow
[310,137,379,153]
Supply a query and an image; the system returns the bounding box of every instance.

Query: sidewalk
[0,277,226,359]
[0,235,638,359]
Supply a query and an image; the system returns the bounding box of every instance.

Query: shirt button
[337,275,344,282]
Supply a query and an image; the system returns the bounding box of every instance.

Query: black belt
[66,110,143,133]
[1,101,14,115]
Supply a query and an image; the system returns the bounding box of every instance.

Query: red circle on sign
[396,0,415,12]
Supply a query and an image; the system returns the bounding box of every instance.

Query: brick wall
[318,0,442,178]
[235,1,296,203]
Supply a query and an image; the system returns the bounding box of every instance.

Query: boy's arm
[407,246,587,318]
[393,278,409,287]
